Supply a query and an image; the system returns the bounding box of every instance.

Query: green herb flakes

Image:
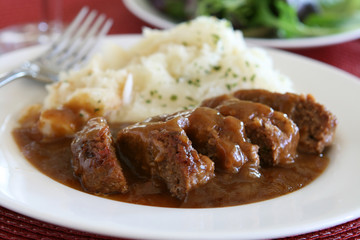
[187,79,201,87]
[250,74,256,82]
[226,83,238,91]
[186,96,195,102]
[150,90,156,96]
[211,34,220,44]
[212,65,222,71]
[170,95,178,101]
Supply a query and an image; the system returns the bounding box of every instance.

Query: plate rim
[0,34,360,240]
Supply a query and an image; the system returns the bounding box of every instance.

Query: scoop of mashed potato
[40,16,293,136]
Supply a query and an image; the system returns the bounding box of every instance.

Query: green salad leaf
[150,0,360,38]
[253,0,360,38]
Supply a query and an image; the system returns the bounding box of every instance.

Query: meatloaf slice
[71,117,128,195]
[202,96,299,166]
[116,116,215,200]
[184,107,260,177]
[145,107,260,176]
[233,89,338,154]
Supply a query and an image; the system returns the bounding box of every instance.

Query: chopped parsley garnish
[187,79,201,87]
[150,90,158,96]
[186,96,195,102]
[250,74,256,82]
[224,68,232,77]
[211,34,220,44]
[212,65,222,71]
[226,83,238,91]
[170,95,178,101]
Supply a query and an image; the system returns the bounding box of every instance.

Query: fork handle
[0,69,30,88]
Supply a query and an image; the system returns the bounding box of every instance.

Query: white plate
[124,0,360,49]
[0,35,360,240]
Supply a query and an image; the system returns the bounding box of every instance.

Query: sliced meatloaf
[71,117,128,195]
[202,96,299,166]
[233,89,338,154]
[116,116,215,200]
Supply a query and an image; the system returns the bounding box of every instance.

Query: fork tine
[67,10,98,43]
[62,18,113,70]
[40,7,90,60]
[53,7,90,46]
[48,9,99,63]
[37,7,112,79]
[79,18,113,63]
[0,7,113,86]
[56,12,107,66]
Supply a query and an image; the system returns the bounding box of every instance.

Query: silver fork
[0,7,113,88]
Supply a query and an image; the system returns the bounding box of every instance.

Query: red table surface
[0,0,359,239]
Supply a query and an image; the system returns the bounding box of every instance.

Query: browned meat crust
[184,107,260,176]
[71,117,128,194]
[149,107,260,175]
[202,96,299,166]
[116,117,215,200]
[68,89,337,200]
[233,89,338,154]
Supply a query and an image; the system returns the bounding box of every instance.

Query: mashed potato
[40,16,293,136]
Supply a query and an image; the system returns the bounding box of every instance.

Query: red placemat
[0,1,359,239]
[290,40,360,78]
[1,205,360,240]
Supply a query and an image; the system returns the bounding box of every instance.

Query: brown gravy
[12,118,329,208]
